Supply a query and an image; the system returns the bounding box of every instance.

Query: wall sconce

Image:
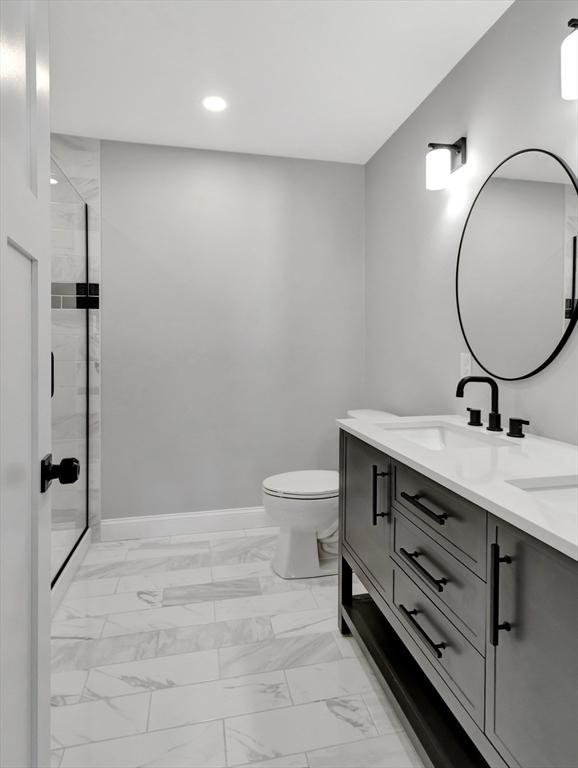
[561,19,578,101]
[425,137,467,191]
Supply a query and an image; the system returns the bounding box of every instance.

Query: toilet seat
[263,470,339,500]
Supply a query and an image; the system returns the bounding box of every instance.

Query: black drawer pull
[372,464,390,526]
[490,542,512,646]
[400,548,449,593]
[399,604,447,659]
[400,491,449,525]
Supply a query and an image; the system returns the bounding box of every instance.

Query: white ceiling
[49,0,513,164]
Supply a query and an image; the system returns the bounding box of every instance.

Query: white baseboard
[51,528,92,616]
[100,506,272,541]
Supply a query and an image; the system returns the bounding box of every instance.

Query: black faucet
[456,376,503,432]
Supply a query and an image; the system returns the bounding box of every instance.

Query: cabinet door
[343,434,392,600]
[486,521,578,768]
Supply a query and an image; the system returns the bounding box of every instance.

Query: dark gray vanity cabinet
[342,433,393,601]
[486,519,578,768]
[339,429,578,768]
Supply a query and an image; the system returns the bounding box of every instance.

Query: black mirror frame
[455,148,578,382]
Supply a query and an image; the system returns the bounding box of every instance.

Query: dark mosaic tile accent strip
[52,282,100,309]
[62,296,99,309]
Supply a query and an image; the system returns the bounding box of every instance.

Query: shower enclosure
[50,158,91,585]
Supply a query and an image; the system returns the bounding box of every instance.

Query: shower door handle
[40,454,80,493]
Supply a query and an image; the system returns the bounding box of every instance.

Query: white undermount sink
[376,421,510,451]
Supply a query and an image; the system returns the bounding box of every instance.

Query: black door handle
[400,492,449,525]
[399,604,447,659]
[399,548,449,592]
[490,542,512,646]
[372,464,390,525]
[40,454,80,493]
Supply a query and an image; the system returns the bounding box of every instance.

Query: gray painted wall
[365,0,578,444]
[101,142,364,518]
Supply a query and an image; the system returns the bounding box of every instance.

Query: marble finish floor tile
[59,720,226,768]
[81,548,128,566]
[271,608,338,638]
[55,590,162,620]
[83,649,219,699]
[64,577,119,599]
[218,633,340,678]
[51,670,89,706]
[311,588,339,611]
[307,733,421,768]
[101,602,215,637]
[157,616,274,657]
[51,693,150,748]
[209,535,278,566]
[215,590,317,622]
[77,553,211,581]
[259,573,337,595]
[211,561,272,582]
[52,527,425,768]
[236,756,307,768]
[163,577,262,606]
[285,657,374,704]
[170,530,247,543]
[123,540,211,561]
[116,566,212,594]
[149,670,292,731]
[51,617,105,640]
[225,695,377,766]
[51,631,158,672]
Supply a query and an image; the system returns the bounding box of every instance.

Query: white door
[0,1,51,766]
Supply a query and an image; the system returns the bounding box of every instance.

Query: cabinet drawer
[393,566,485,728]
[394,464,486,577]
[393,512,486,654]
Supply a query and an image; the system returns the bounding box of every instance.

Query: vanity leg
[339,555,352,635]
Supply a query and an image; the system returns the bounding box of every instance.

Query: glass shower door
[50,159,89,585]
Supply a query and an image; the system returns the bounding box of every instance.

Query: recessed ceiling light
[50,177,59,185]
[203,96,227,112]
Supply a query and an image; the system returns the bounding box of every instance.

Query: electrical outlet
[460,352,472,377]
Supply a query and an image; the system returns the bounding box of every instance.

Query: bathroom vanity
[337,415,578,768]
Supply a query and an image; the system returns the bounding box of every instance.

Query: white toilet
[263,409,396,579]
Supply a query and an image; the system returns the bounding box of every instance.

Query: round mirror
[456,149,578,380]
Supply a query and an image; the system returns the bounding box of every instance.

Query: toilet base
[272,527,338,579]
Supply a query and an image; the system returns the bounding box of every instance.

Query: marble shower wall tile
[224,695,377,766]
[58,720,226,768]
[148,670,292,731]
[51,133,101,537]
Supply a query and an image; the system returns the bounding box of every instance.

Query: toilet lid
[263,470,339,499]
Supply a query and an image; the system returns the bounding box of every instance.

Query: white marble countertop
[337,414,578,561]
